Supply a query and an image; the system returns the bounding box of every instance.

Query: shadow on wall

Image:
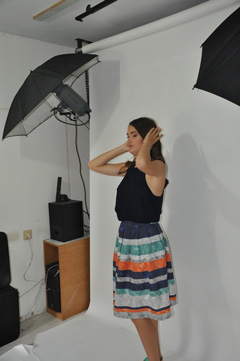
[166,133,240,361]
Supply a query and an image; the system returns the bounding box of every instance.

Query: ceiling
[0,0,209,48]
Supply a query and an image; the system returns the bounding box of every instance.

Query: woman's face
[127,125,144,156]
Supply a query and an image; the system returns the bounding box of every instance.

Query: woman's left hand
[143,127,163,147]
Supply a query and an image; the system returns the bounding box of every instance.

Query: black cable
[74,121,90,219]
[53,67,91,224]
[53,109,90,225]
[53,109,90,128]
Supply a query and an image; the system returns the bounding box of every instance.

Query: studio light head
[54,84,91,116]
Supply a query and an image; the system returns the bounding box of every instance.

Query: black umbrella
[2,53,99,139]
[193,6,240,106]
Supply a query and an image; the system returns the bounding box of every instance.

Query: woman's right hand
[121,140,130,153]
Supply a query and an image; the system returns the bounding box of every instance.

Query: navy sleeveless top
[115,166,164,223]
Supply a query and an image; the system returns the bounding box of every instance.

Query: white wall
[88,3,240,361]
[0,33,90,319]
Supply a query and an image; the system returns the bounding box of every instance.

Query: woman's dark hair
[129,117,165,163]
[120,117,169,186]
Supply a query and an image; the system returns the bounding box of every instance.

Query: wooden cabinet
[43,236,90,320]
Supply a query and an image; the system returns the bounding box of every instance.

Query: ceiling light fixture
[75,0,117,22]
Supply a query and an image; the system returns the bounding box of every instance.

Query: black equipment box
[48,200,84,242]
[0,286,20,347]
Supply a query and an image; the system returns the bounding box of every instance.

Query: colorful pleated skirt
[113,221,177,320]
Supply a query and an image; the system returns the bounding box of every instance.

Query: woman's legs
[131,318,162,361]
[150,319,162,360]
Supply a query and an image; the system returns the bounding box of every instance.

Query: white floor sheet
[0,314,145,361]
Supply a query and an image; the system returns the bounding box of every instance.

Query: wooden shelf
[43,236,90,320]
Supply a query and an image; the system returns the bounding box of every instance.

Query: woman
[88,117,177,361]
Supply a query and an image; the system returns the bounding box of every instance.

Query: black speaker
[46,262,61,313]
[48,200,84,242]
[0,286,20,347]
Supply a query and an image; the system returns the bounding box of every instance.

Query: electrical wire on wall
[20,239,45,319]
[22,279,45,319]
[79,69,91,223]
[74,119,90,220]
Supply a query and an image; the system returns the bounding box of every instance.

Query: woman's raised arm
[135,127,164,177]
[88,142,129,176]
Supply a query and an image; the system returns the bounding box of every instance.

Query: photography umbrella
[2,53,99,139]
[193,6,240,106]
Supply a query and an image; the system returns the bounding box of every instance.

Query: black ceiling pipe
[75,0,117,22]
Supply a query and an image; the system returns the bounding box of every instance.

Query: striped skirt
[113,221,177,320]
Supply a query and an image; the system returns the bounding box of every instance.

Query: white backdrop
[87,3,240,361]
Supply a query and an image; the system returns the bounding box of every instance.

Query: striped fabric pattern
[113,221,177,320]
